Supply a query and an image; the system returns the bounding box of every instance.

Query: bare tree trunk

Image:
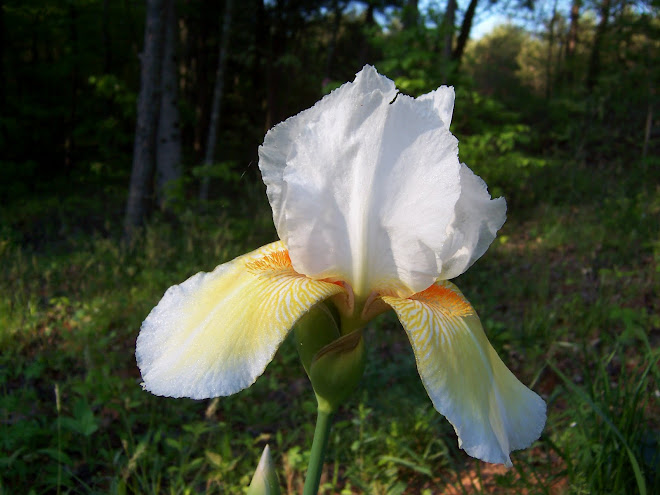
[65,1,79,174]
[402,0,419,30]
[124,0,165,237]
[566,0,581,62]
[452,0,478,66]
[545,0,558,100]
[156,0,182,210]
[441,0,457,81]
[586,0,611,90]
[199,0,234,201]
[265,0,286,133]
[642,88,653,159]
[0,0,6,113]
[325,0,343,80]
[359,1,376,66]
[442,0,456,59]
[102,0,112,73]
[123,0,141,58]
[253,0,267,130]
[191,0,215,162]
[559,0,581,88]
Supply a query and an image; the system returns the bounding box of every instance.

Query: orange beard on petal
[245,249,293,274]
[410,283,474,319]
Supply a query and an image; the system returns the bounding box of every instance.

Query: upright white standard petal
[416,86,455,129]
[438,164,507,280]
[259,65,396,241]
[259,66,462,298]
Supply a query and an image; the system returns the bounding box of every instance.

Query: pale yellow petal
[136,241,345,399]
[382,281,546,465]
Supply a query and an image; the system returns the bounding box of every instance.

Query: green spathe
[247,444,281,495]
[294,303,340,376]
[309,329,365,413]
[294,303,366,413]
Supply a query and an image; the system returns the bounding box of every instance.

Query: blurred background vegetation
[1,0,658,493]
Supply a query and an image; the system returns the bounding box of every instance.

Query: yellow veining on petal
[381,280,546,465]
[136,241,346,399]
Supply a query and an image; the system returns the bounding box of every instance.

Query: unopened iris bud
[295,304,366,413]
[294,303,341,376]
[247,444,280,495]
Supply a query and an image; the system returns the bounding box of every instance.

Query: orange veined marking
[410,284,474,319]
[245,249,293,274]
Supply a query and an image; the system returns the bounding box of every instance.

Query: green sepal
[247,444,281,495]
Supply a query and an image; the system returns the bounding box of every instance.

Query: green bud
[247,444,281,495]
[309,329,365,413]
[294,303,340,376]
[294,303,366,413]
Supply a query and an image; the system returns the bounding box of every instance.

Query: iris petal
[382,281,546,466]
[437,164,507,280]
[416,85,455,129]
[136,241,345,399]
[259,65,463,297]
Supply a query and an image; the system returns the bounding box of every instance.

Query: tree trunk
[452,0,479,66]
[0,0,5,113]
[265,0,285,132]
[545,0,558,99]
[559,0,581,87]
[253,0,267,131]
[191,0,216,162]
[402,0,419,30]
[325,0,343,80]
[124,0,165,237]
[441,0,457,81]
[566,0,581,61]
[123,0,141,58]
[586,0,611,90]
[102,0,112,73]
[199,0,234,201]
[156,0,182,210]
[65,1,79,174]
[642,87,653,159]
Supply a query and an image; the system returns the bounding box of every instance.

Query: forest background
[1,0,659,493]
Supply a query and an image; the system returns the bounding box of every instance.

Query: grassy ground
[1,155,658,494]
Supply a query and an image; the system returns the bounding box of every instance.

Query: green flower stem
[303,408,333,495]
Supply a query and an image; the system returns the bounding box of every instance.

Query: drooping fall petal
[136,242,344,399]
[259,65,463,298]
[382,281,546,466]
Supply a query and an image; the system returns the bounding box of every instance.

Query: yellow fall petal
[382,280,546,466]
[136,241,345,399]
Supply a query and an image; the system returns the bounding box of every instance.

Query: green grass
[1,157,658,494]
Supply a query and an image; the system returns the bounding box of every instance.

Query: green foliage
[464,24,535,105]
[374,14,457,96]
[2,147,658,492]
[2,0,659,493]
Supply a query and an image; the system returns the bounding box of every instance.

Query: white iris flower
[136,66,546,466]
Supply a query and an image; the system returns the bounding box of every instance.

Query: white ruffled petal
[259,66,462,298]
[259,65,396,240]
[136,242,344,399]
[416,85,455,129]
[438,164,507,280]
